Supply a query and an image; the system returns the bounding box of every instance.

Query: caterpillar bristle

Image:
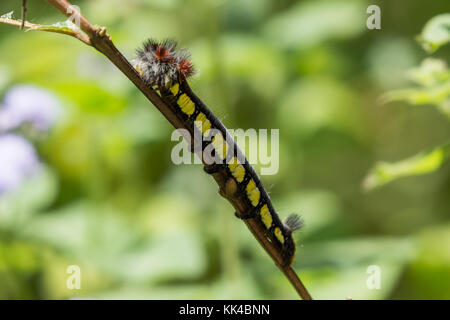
[176,49,196,79]
[134,38,195,87]
[283,214,304,233]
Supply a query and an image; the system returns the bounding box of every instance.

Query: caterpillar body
[134,39,303,266]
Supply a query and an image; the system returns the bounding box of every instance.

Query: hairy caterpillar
[133,39,303,266]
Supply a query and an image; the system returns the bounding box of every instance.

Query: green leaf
[26,19,81,34]
[363,143,450,191]
[381,58,450,117]
[407,58,450,88]
[417,14,450,53]
[381,83,450,117]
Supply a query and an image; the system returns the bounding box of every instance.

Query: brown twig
[20,0,27,30]
[3,0,313,300]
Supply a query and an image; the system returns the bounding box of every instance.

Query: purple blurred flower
[0,134,39,194]
[0,85,61,132]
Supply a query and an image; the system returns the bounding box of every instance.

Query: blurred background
[0,0,449,299]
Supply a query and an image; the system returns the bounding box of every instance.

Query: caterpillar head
[134,39,195,87]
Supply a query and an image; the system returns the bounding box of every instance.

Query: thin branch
[4,0,313,300]
[0,17,34,29]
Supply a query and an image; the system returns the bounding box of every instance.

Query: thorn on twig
[20,0,27,30]
[93,25,109,40]
[98,26,107,37]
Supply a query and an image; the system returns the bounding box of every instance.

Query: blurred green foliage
[365,14,450,190]
[0,0,449,299]
[417,14,450,53]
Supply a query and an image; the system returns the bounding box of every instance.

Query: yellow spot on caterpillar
[170,83,179,95]
[228,157,245,183]
[212,133,228,160]
[134,64,143,77]
[274,227,284,244]
[228,157,239,170]
[260,204,272,229]
[246,179,260,207]
[177,93,195,115]
[195,113,212,136]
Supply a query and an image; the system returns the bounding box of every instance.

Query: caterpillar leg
[203,163,224,175]
[235,209,258,220]
[280,238,296,267]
